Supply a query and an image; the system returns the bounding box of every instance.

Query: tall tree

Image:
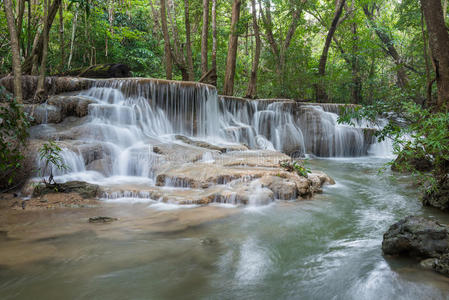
[59,0,64,72]
[259,0,304,96]
[35,0,49,101]
[316,0,346,102]
[350,20,362,104]
[420,0,449,110]
[245,0,261,99]
[184,0,194,80]
[160,0,173,79]
[22,0,62,74]
[201,0,209,76]
[3,0,23,102]
[363,5,409,88]
[223,0,242,96]
[211,0,217,85]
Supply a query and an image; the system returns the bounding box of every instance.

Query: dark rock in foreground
[382,216,449,258]
[382,215,449,277]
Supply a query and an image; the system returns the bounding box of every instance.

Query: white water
[33,79,391,205]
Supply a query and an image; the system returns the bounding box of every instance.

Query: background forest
[0,0,443,103]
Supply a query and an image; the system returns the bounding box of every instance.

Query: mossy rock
[33,181,100,199]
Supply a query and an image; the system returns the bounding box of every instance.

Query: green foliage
[38,141,69,185]
[339,99,449,193]
[0,87,30,189]
[280,159,311,178]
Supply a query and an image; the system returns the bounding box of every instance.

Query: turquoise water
[1,158,448,300]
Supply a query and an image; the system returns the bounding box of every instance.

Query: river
[1,157,448,300]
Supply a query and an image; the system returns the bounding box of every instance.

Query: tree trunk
[59,1,64,72]
[223,0,242,96]
[26,0,32,56]
[201,0,209,76]
[316,0,345,102]
[184,0,194,80]
[67,7,78,69]
[351,21,362,104]
[210,0,217,85]
[3,0,23,102]
[420,0,449,110]
[420,4,432,106]
[160,0,173,79]
[16,0,25,51]
[245,0,261,99]
[444,0,448,22]
[363,6,409,88]
[22,0,62,74]
[35,0,49,101]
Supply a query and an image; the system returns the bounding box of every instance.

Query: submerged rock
[382,216,449,258]
[88,216,118,223]
[33,181,100,199]
[420,258,437,270]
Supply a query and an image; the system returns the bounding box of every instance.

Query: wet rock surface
[33,181,100,199]
[382,216,449,258]
[383,215,449,277]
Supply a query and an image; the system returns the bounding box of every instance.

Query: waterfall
[32,78,388,187]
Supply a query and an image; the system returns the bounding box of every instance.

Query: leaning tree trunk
[3,0,23,102]
[245,0,261,99]
[35,0,50,101]
[316,0,345,102]
[160,0,173,80]
[200,0,210,76]
[223,0,242,96]
[420,0,449,111]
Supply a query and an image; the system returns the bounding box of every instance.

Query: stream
[1,157,449,300]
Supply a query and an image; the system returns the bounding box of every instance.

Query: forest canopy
[1,0,447,104]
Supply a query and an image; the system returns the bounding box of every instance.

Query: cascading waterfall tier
[30,78,387,205]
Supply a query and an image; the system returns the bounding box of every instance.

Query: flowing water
[1,79,448,299]
[1,158,449,299]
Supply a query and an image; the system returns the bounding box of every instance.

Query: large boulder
[382,216,449,258]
